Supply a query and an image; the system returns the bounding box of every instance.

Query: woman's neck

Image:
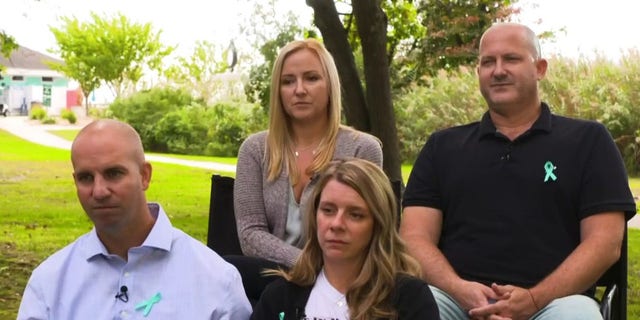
[291,119,329,147]
[323,260,362,294]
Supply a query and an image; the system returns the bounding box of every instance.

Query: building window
[12,75,24,81]
[42,77,53,82]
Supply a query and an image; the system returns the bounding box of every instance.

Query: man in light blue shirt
[17,119,251,319]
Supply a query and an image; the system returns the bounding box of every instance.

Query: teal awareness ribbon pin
[279,311,285,320]
[544,161,557,182]
[135,292,161,317]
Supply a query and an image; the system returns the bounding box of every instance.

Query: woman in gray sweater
[230,39,382,304]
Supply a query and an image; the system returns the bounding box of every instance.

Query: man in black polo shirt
[400,22,636,319]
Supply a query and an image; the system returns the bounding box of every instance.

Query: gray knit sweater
[233,128,383,267]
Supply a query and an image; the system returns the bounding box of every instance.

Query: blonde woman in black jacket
[251,159,439,320]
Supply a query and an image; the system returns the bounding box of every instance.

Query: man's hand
[451,280,504,313]
[468,283,538,320]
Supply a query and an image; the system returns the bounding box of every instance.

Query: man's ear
[141,162,152,191]
[536,58,548,80]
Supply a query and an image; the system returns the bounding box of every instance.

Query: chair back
[207,174,243,256]
[597,224,628,320]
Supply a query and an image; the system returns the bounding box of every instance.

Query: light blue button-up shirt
[17,203,251,319]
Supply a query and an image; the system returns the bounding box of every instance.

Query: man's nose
[493,60,507,77]
[92,176,111,199]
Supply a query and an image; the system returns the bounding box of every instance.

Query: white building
[0,46,71,116]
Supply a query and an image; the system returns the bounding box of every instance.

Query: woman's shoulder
[240,130,268,151]
[394,274,433,296]
[245,130,268,143]
[337,126,381,146]
[263,277,313,299]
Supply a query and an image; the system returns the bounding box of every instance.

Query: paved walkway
[0,115,236,173]
[1,115,637,227]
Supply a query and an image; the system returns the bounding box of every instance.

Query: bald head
[479,23,541,60]
[72,119,146,166]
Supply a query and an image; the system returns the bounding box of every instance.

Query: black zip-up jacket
[250,275,439,320]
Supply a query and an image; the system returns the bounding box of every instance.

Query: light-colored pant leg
[430,285,602,320]
[532,294,602,320]
[429,285,469,320]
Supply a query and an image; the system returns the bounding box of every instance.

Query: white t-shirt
[304,269,350,320]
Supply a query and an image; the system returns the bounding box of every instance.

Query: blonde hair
[275,158,422,320]
[266,38,346,185]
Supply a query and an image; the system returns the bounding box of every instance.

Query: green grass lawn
[1,129,639,319]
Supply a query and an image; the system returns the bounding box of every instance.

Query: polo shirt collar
[478,102,553,139]
[83,202,173,260]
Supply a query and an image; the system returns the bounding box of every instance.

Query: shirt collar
[479,102,553,139]
[83,202,173,261]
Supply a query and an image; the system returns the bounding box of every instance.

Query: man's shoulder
[169,228,236,269]
[429,121,482,140]
[29,233,91,279]
[555,114,604,126]
[550,113,610,136]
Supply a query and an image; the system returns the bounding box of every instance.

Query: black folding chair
[206,174,243,256]
[597,224,628,320]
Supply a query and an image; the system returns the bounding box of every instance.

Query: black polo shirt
[403,103,636,287]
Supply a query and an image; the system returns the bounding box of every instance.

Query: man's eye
[76,174,93,183]
[482,60,494,65]
[105,170,123,179]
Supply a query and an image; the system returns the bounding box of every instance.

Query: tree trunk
[305,0,370,131]
[352,0,402,183]
[83,89,90,117]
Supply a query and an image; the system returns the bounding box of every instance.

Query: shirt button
[120,310,128,318]
[124,272,130,277]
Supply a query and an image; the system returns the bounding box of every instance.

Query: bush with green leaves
[41,117,56,124]
[148,100,266,157]
[394,67,485,163]
[29,107,47,120]
[60,109,77,124]
[204,102,263,157]
[109,87,201,152]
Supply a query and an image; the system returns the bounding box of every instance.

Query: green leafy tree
[49,13,174,115]
[0,31,19,72]
[164,40,238,104]
[413,0,517,76]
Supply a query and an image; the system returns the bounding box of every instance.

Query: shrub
[41,117,56,124]
[109,87,202,152]
[152,100,265,157]
[60,109,77,124]
[29,107,47,120]
[394,67,485,163]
